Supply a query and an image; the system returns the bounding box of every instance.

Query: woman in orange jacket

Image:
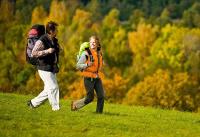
[71,35,105,113]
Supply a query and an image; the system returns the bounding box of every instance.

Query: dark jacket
[37,34,60,73]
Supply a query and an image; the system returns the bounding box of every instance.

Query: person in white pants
[27,21,60,111]
[31,70,59,111]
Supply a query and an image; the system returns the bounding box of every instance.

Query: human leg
[94,78,105,113]
[72,77,95,110]
[31,70,59,110]
[31,70,49,107]
[45,71,59,111]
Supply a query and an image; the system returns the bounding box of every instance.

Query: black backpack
[26,24,45,65]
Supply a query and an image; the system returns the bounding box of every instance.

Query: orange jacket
[81,49,103,78]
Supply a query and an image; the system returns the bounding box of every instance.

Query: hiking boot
[71,101,77,111]
[27,100,35,109]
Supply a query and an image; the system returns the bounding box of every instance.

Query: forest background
[0,0,200,112]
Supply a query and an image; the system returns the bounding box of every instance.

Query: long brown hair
[89,35,101,50]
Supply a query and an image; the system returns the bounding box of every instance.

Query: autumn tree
[124,69,200,111]
[104,27,132,71]
[127,22,159,81]
[31,6,47,24]
[46,0,69,25]
[182,2,200,28]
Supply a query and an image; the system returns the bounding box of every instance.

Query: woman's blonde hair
[89,35,100,46]
[90,35,102,52]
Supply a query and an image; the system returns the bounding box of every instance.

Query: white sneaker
[52,105,60,111]
[52,108,59,111]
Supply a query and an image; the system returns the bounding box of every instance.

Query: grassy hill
[0,93,200,137]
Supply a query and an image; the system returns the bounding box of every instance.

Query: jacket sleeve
[31,40,50,58]
[76,51,88,70]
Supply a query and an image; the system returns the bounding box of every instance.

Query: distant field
[0,93,200,137]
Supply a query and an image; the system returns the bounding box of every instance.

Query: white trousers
[31,70,59,111]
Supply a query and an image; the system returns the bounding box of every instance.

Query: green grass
[0,93,200,137]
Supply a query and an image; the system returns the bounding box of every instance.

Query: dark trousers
[84,77,105,113]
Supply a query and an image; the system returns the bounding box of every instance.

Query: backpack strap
[85,48,94,62]
[85,55,89,60]
[39,34,50,48]
[97,51,101,73]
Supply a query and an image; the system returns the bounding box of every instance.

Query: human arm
[76,51,93,70]
[31,40,55,58]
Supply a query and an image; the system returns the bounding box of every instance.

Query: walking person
[27,21,60,111]
[71,36,105,113]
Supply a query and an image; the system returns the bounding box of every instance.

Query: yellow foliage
[66,78,86,100]
[31,6,47,24]
[45,0,69,25]
[102,73,129,103]
[0,0,13,21]
[91,23,101,34]
[102,9,119,29]
[25,72,43,95]
[128,23,158,57]
[71,9,92,33]
[124,69,200,111]
[150,24,200,72]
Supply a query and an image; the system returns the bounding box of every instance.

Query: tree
[182,2,200,28]
[127,22,158,80]
[156,8,171,27]
[150,24,200,75]
[46,0,69,25]
[129,9,145,28]
[124,69,200,111]
[86,0,102,21]
[101,9,120,39]
[0,0,14,22]
[128,22,158,57]
[104,27,132,71]
[31,6,47,24]
[15,0,36,24]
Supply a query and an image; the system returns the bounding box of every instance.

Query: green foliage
[0,48,21,90]
[86,0,101,21]
[129,9,145,28]
[0,24,27,91]
[5,25,26,56]
[15,0,37,24]
[100,9,132,71]
[16,66,35,85]
[104,27,132,69]
[182,2,200,28]
[150,24,200,73]
[101,8,120,39]
[0,0,14,22]
[156,8,171,27]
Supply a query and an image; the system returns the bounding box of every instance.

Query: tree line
[0,0,200,112]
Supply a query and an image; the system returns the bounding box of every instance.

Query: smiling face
[89,36,99,50]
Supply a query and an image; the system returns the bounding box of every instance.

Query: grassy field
[0,92,200,137]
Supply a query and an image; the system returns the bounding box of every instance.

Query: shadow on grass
[103,112,129,117]
[195,120,200,124]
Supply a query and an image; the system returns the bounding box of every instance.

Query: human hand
[47,48,55,54]
[87,62,93,67]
